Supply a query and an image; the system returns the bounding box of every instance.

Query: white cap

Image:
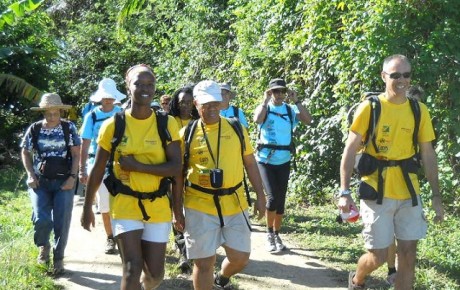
[90,78,126,102]
[193,80,222,105]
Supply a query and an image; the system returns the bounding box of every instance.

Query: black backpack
[347,92,421,154]
[256,104,297,170]
[90,110,111,126]
[182,117,252,229]
[103,110,172,221]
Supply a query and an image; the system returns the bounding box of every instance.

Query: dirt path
[56,196,347,290]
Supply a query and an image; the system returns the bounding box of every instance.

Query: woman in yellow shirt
[169,85,199,129]
[81,64,182,290]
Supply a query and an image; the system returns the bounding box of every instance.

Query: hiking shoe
[348,271,365,290]
[37,245,50,264]
[178,256,191,273]
[105,237,116,254]
[266,233,277,252]
[53,260,65,275]
[386,272,397,286]
[274,234,286,251]
[214,272,230,289]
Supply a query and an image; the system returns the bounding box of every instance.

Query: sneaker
[53,260,65,275]
[214,272,230,289]
[266,233,277,252]
[386,272,397,286]
[348,271,365,290]
[178,256,191,273]
[105,237,117,254]
[274,234,286,251]
[37,245,50,264]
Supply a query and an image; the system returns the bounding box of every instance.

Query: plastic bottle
[340,204,360,223]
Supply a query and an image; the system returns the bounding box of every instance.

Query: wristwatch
[336,189,351,198]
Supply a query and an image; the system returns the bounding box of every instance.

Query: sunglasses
[271,88,287,94]
[383,71,412,79]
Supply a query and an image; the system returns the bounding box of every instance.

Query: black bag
[38,156,70,179]
[356,153,378,176]
[357,181,378,200]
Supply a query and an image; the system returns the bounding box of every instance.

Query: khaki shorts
[360,195,427,249]
[184,208,251,259]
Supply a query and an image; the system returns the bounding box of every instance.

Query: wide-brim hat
[193,80,222,105]
[268,78,287,90]
[219,82,236,99]
[90,78,126,103]
[30,93,72,111]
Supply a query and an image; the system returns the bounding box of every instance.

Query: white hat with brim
[90,78,126,103]
[30,93,72,111]
[193,80,222,105]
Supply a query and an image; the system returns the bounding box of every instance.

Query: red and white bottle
[340,204,360,223]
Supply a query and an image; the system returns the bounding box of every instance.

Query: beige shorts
[184,208,251,259]
[360,195,427,249]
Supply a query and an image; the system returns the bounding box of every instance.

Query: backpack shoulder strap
[365,94,381,152]
[155,111,171,149]
[183,119,199,178]
[91,111,96,124]
[232,106,239,120]
[227,117,245,152]
[60,120,71,160]
[408,97,421,152]
[31,120,43,152]
[111,111,126,153]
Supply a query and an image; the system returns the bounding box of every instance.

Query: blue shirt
[80,106,122,156]
[255,103,299,165]
[220,105,249,128]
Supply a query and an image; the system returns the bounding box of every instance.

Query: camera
[210,168,223,188]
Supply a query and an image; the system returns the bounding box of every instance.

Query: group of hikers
[20,54,444,290]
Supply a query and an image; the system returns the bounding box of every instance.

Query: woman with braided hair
[81,64,182,290]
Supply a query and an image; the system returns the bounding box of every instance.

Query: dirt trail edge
[56,196,347,290]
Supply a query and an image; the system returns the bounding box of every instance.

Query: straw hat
[90,78,126,103]
[30,93,72,111]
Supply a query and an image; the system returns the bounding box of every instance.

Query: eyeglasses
[383,71,411,79]
[272,89,287,94]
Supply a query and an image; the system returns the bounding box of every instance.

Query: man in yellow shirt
[338,55,444,290]
[174,80,266,290]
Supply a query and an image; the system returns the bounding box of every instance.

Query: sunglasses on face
[384,71,412,79]
[271,89,287,94]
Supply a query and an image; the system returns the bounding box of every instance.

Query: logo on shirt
[199,157,209,165]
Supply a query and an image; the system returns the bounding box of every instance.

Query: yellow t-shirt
[174,116,192,130]
[180,117,253,216]
[98,110,180,222]
[351,94,435,199]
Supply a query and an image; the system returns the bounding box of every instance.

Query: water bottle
[340,204,360,223]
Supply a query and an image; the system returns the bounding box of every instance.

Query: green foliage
[0,0,44,30]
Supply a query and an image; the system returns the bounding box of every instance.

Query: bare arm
[287,89,312,125]
[338,130,363,212]
[118,140,182,177]
[243,153,266,219]
[21,148,39,188]
[419,141,444,222]
[79,139,91,184]
[171,172,185,232]
[61,145,80,191]
[253,90,272,124]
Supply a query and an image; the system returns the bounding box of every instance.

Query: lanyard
[201,120,221,168]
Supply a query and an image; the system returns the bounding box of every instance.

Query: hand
[337,195,356,213]
[61,176,76,190]
[263,89,272,103]
[255,195,267,220]
[172,211,185,232]
[432,195,444,223]
[26,175,39,189]
[81,206,95,231]
[287,89,298,103]
[118,155,139,172]
[79,171,88,185]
